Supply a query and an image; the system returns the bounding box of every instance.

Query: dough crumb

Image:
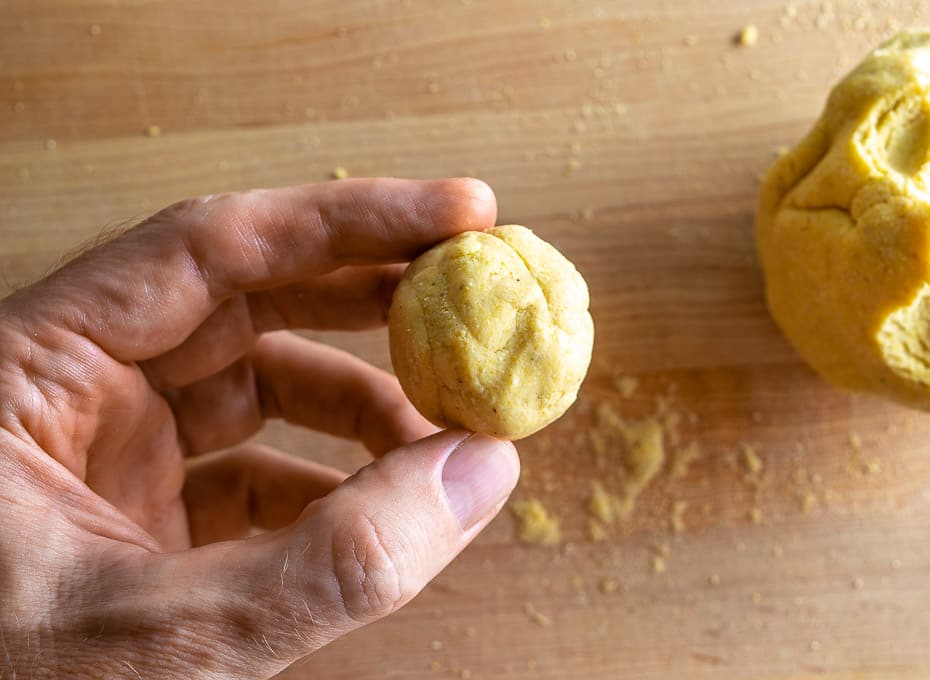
[522,601,553,626]
[88,23,102,37]
[848,431,862,449]
[651,555,667,574]
[741,443,763,474]
[670,442,701,479]
[510,499,561,546]
[599,578,619,593]
[587,518,607,543]
[331,166,349,180]
[748,507,763,524]
[613,374,639,398]
[587,480,615,525]
[670,500,688,533]
[801,491,817,514]
[144,125,161,138]
[605,408,666,517]
[737,24,759,47]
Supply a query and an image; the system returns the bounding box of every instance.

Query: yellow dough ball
[388,225,594,439]
[757,32,930,408]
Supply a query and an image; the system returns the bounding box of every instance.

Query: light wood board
[2,1,930,678]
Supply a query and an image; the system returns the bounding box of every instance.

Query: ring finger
[164,331,437,459]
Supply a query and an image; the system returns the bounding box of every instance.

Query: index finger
[8,177,496,362]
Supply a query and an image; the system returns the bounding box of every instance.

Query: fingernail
[442,434,518,530]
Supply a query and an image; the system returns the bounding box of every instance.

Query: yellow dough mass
[757,32,930,408]
[388,225,594,439]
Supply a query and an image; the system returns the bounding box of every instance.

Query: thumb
[157,430,520,677]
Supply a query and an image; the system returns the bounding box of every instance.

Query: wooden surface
[3,1,930,678]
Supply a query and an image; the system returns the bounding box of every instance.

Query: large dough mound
[757,32,930,408]
[389,225,594,439]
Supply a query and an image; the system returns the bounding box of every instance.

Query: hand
[0,178,520,678]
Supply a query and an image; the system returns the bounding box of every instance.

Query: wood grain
[3,1,930,678]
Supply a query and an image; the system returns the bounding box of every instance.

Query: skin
[0,178,521,679]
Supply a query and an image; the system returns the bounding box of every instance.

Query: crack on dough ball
[757,32,930,408]
[388,225,594,439]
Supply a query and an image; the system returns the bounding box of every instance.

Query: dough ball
[757,33,930,408]
[388,225,594,439]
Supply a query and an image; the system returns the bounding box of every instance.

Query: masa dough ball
[388,225,594,439]
[757,32,930,408]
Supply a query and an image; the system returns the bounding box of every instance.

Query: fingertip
[440,432,520,531]
[457,177,498,226]
[427,177,498,233]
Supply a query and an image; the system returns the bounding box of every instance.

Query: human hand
[0,178,520,678]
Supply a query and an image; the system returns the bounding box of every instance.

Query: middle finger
[143,263,405,390]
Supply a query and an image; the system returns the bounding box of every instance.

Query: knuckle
[154,196,212,226]
[330,511,406,624]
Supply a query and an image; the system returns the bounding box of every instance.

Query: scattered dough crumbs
[616,416,665,517]
[597,404,665,517]
[510,499,561,546]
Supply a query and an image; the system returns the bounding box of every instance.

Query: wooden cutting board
[3,1,930,678]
